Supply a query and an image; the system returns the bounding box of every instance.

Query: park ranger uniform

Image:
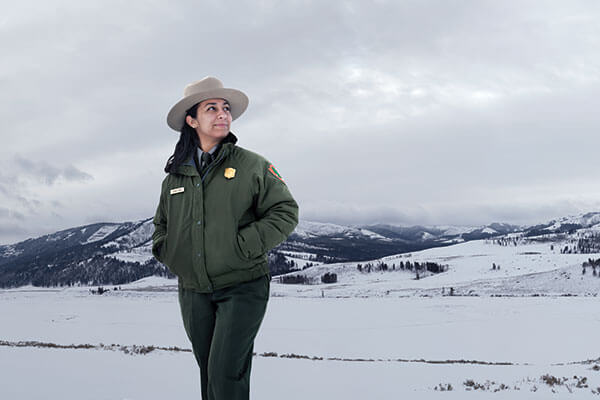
[151,131,298,399]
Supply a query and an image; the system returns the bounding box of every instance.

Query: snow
[0,287,599,398]
[433,225,478,236]
[2,231,600,398]
[120,275,176,288]
[82,224,121,244]
[284,256,322,269]
[292,220,387,240]
[280,251,323,269]
[481,227,497,234]
[271,239,600,298]
[2,346,598,399]
[546,221,563,231]
[543,212,600,232]
[557,212,600,228]
[105,241,154,264]
[421,231,435,240]
[0,244,22,258]
[356,228,388,240]
[101,219,154,249]
[281,250,316,259]
[585,224,600,233]
[293,220,351,238]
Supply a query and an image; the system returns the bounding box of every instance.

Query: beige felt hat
[166,76,249,131]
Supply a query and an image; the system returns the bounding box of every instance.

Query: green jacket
[151,133,299,292]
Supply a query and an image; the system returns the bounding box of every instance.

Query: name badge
[170,187,184,195]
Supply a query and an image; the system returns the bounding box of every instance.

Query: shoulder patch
[267,164,285,182]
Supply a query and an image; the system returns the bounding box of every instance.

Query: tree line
[582,258,600,277]
[356,260,448,279]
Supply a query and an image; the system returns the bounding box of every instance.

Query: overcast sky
[2,0,600,244]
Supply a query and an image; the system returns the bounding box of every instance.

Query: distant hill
[2,212,600,288]
[272,231,600,297]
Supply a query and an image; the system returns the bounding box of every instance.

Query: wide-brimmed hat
[166,76,249,131]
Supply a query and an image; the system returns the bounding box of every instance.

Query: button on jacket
[151,132,299,292]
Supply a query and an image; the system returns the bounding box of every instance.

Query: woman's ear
[185,115,196,128]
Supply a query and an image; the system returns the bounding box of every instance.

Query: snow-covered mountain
[0,218,169,288]
[2,211,600,288]
[291,220,389,240]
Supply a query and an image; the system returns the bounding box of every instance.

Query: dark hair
[164,103,201,174]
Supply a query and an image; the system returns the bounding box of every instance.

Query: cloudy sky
[2,0,600,244]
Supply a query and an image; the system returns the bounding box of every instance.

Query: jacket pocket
[234,233,249,261]
[236,225,265,260]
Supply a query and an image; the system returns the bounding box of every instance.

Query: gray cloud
[0,183,10,197]
[11,155,92,185]
[2,0,600,244]
[0,222,30,237]
[15,195,41,215]
[62,164,94,182]
[0,207,25,221]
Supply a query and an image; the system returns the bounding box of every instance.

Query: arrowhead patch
[268,164,284,182]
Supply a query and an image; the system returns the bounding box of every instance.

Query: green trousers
[178,274,270,400]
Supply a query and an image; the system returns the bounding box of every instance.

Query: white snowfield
[1,238,600,398]
[1,288,599,399]
[292,220,388,240]
[101,219,154,250]
[106,241,155,264]
[272,238,600,298]
[82,224,121,244]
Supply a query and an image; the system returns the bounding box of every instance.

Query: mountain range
[1,212,599,288]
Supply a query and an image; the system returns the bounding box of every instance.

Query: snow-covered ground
[274,239,600,297]
[279,250,323,269]
[1,285,599,399]
[2,238,600,398]
[106,241,154,264]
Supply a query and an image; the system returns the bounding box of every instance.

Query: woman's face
[186,98,232,142]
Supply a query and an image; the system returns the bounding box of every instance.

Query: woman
[151,76,299,400]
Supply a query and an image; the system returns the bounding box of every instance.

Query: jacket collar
[176,132,238,176]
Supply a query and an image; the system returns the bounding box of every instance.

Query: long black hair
[164,103,201,174]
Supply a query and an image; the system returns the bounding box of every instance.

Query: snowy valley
[1,212,600,398]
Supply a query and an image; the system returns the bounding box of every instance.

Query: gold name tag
[170,187,185,195]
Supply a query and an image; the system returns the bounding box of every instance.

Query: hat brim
[167,88,249,131]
